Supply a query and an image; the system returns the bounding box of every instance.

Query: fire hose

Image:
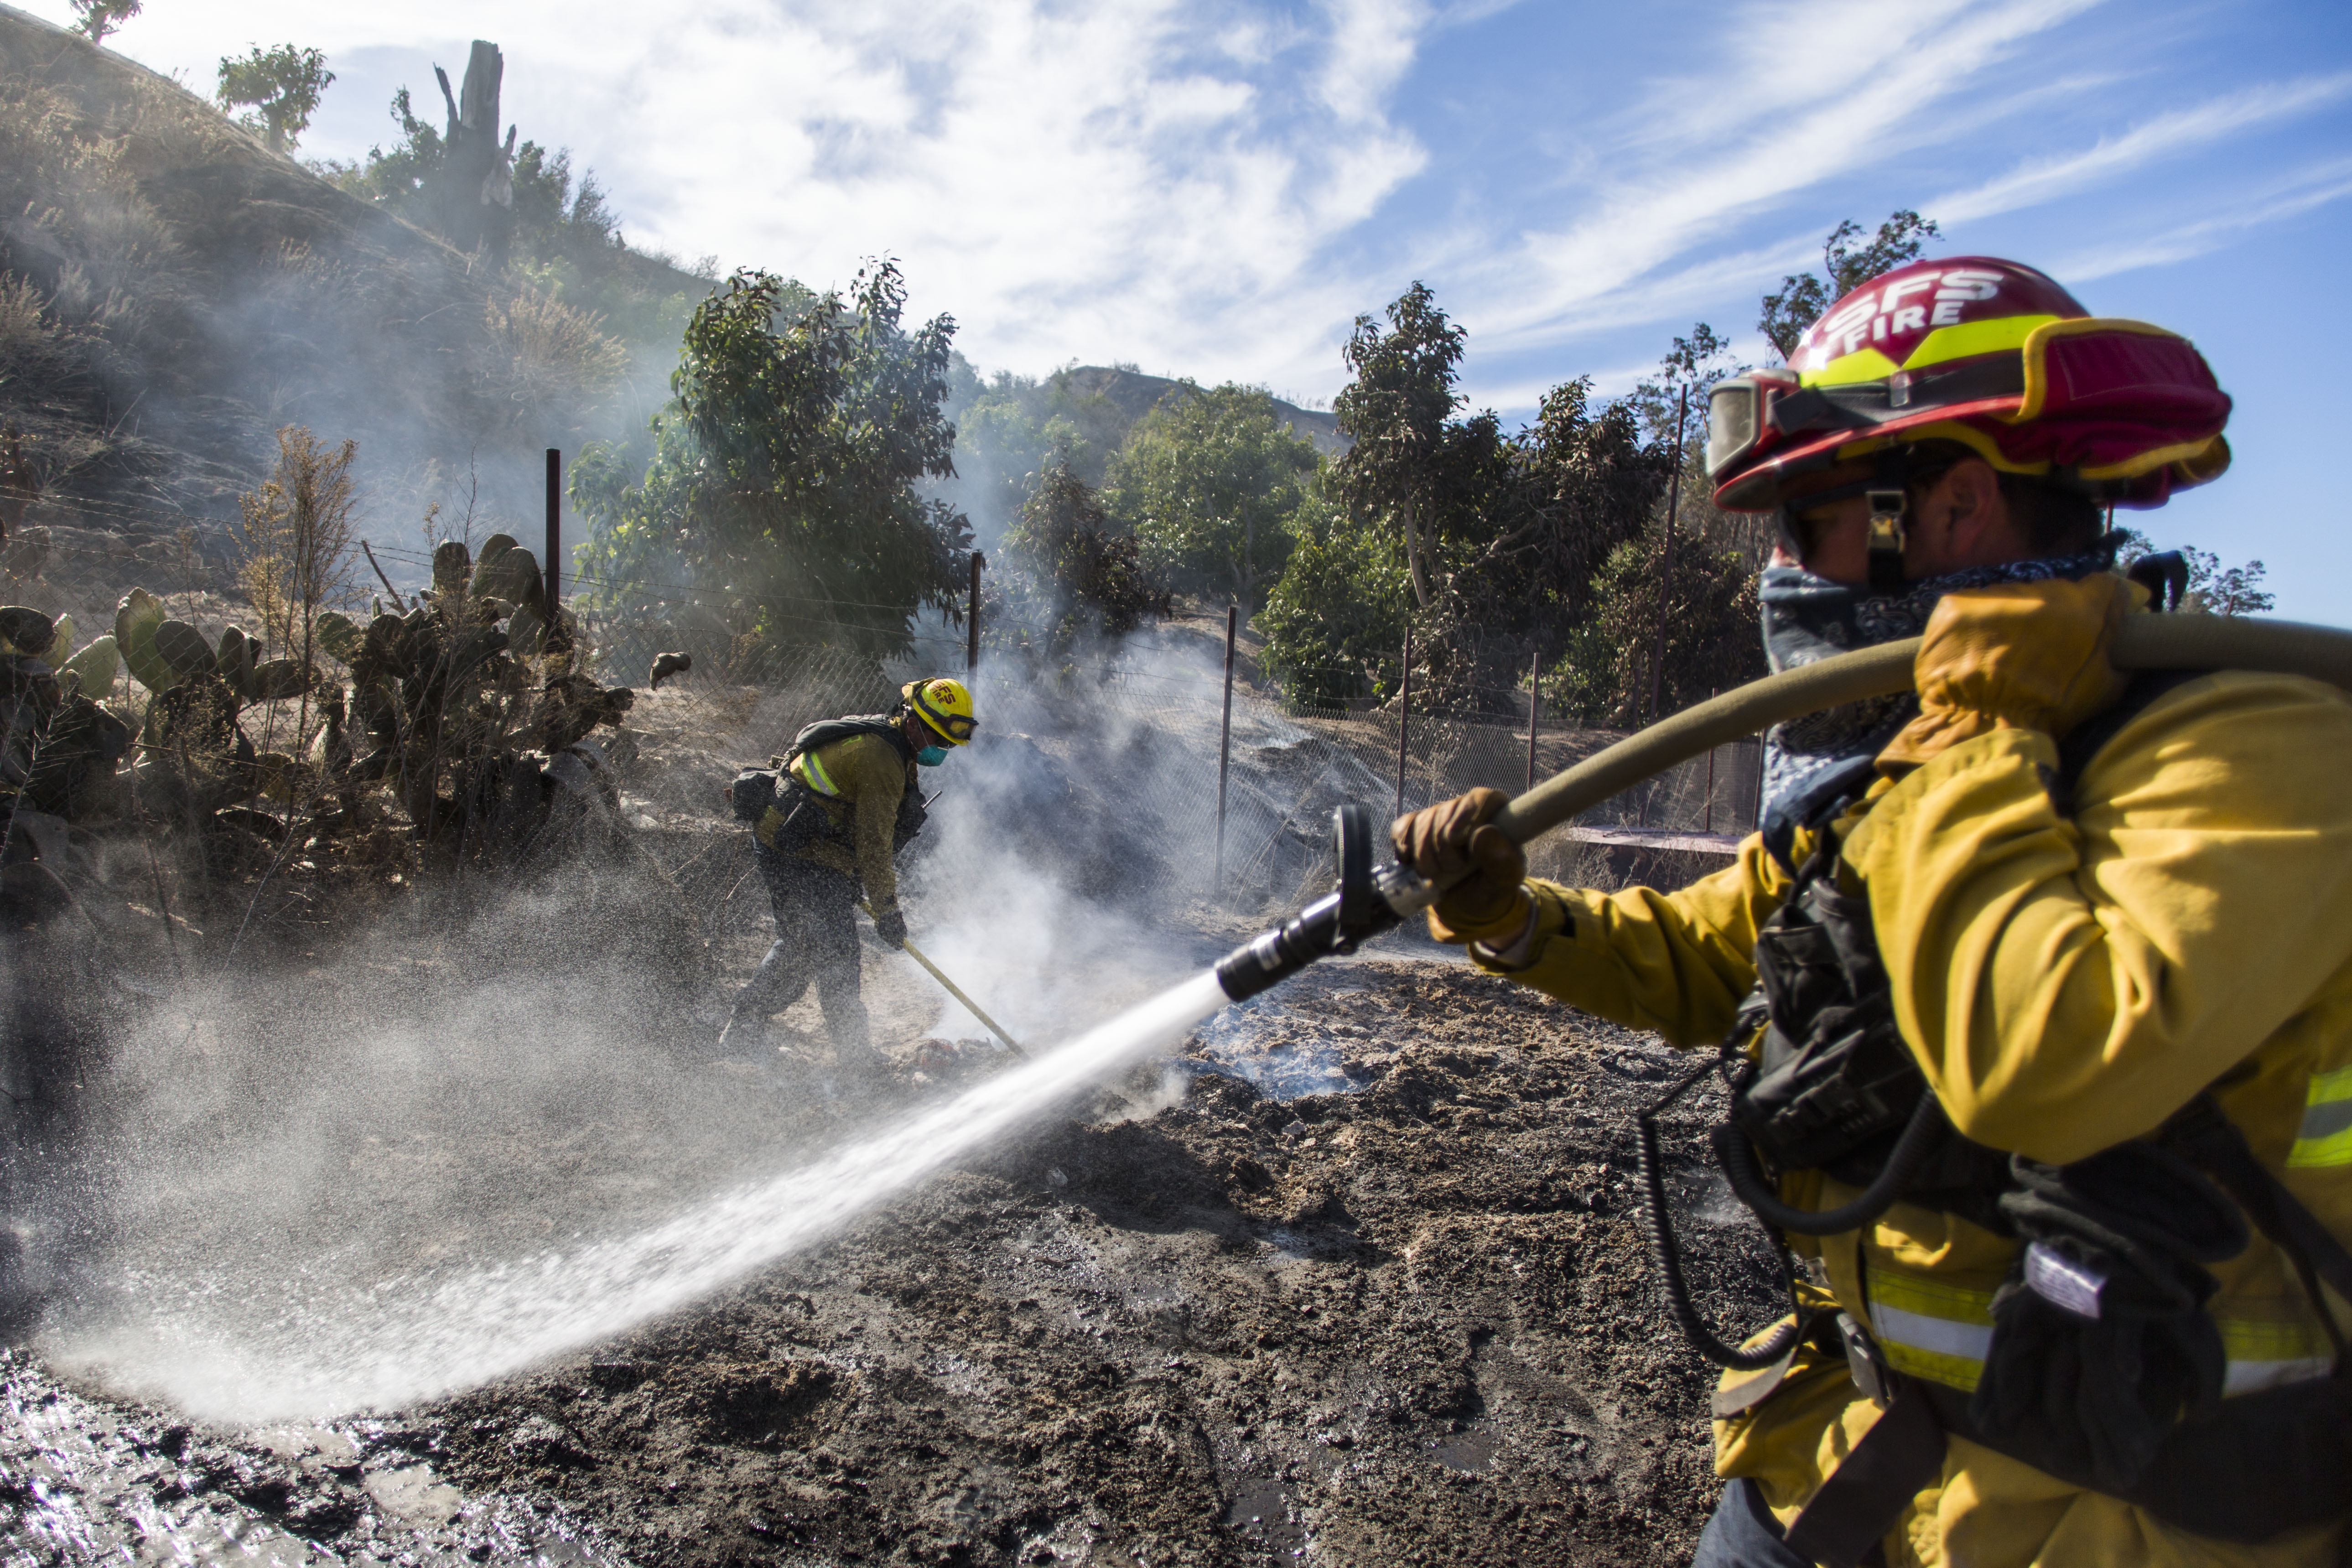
[1211,613,2352,1002]
[1200,614,2352,1371]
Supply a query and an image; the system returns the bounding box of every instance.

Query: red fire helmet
[1707,256,2232,513]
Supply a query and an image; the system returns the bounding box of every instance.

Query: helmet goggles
[1703,371,1802,493]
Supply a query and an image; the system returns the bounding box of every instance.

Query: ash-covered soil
[10,956,1778,1567]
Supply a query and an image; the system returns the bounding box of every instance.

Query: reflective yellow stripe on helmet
[1800,315,2065,389]
[1867,1268,2334,1396]
[2287,1064,2352,1168]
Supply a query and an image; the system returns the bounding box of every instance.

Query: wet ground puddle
[0,1350,621,1566]
[1182,986,1384,1101]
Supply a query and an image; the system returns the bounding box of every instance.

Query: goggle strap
[1865,495,1908,595]
[1866,447,1911,595]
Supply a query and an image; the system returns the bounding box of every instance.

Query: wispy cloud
[1928,73,2352,223]
[1463,0,2106,350]
[64,0,1438,388]
[36,0,2351,408]
[1448,66,2352,356]
[2048,156,2352,280]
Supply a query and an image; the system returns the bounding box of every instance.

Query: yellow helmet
[902,677,977,746]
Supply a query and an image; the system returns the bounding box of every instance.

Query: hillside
[1057,364,1345,454]
[0,3,696,576]
[0,7,1343,602]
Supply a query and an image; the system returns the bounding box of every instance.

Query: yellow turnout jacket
[773,730,915,916]
[1485,668,2352,1567]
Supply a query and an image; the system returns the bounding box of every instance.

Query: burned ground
[8,957,1776,1567]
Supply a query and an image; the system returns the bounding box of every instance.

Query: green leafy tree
[1551,534,1763,727]
[1104,384,1316,609]
[325,86,443,214]
[1328,282,1498,612]
[1501,374,1670,621]
[70,0,140,44]
[1266,283,1668,710]
[1547,327,1771,720]
[950,368,1134,541]
[1759,210,1942,360]
[991,458,1167,657]
[2182,548,2274,616]
[571,263,971,657]
[327,88,711,339]
[1256,490,1410,706]
[1629,322,1738,444]
[217,44,335,155]
[2112,529,2274,616]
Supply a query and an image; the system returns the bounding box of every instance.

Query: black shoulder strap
[1762,760,1879,876]
[2162,1095,2352,1343]
[2052,667,2212,808]
[787,713,913,768]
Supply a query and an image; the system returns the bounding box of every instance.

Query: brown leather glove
[1877,575,2134,774]
[1391,787,1530,943]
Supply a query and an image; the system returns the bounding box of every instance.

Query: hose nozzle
[1214,804,1430,1002]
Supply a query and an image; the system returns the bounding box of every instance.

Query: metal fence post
[1395,625,1412,820]
[1526,649,1540,793]
[1215,603,1237,888]
[544,448,561,610]
[1648,384,1687,724]
[967,551,982,672]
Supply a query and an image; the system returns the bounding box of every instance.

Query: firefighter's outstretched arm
[1394,787,1788,1049]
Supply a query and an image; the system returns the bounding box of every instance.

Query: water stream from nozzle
[60,971,1235,1423]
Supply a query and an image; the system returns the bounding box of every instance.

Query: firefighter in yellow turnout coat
[718,679,977,1074]
[1396,259,2352,1566]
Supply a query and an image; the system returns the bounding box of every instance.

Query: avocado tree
[571,263,972,658]
[1266,281,1668,709]
[1256,491,1410,706]
[70,0,140,44]
[1106,384,1316,609]
[992,458,1167,658]
[1326,283,1499,613]
[1759,210,1942,361]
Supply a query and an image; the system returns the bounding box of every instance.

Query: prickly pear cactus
[114,589,175,693]
[0,606,53,658]
[60,634,118,696]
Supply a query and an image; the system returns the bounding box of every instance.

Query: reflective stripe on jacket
[783,732,914,914]
[1483,666,2352,1568]
[1863,1263,2333,1397]
[2290,1065,2352,1169]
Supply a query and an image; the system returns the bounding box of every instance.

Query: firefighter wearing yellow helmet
[717,678,978,1079]
[1394,259,2352,1565]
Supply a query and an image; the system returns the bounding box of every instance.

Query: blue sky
[34,0,2352,619]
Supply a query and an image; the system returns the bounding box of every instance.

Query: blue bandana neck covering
[1756,546,2116,866]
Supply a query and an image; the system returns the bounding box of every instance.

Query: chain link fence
[2,501,1762,912]
[1,498,1762,921]
[584,613,1761,914]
